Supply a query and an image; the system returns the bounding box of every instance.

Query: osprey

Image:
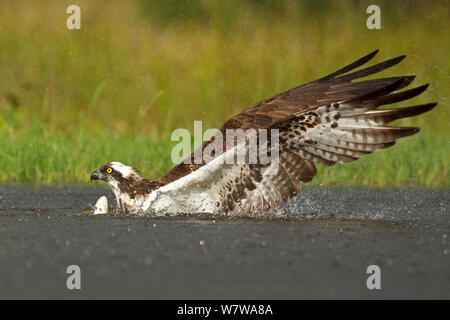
[91,50,436,215]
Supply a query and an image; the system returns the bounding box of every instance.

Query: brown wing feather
[157,50,436,187]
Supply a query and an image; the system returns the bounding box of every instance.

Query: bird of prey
[90,50,436,215]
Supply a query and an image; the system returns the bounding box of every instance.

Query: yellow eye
[106,168,112,174]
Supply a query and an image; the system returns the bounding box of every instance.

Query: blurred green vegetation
[0,130,446,186]
[0,0,448,186]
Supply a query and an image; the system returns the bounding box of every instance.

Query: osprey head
[90,161,142,186]
[90,162,160,212]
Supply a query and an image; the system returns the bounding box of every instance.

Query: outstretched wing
[158,50,432,186]
[152,50,436,213]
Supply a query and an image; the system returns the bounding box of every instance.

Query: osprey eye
[106,168,113,174]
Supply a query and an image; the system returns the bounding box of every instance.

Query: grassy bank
[0,0,448,186]
[0,130,447,187]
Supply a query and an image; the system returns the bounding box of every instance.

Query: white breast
[141,143,248,215]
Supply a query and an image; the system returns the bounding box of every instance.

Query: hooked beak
[90,170,105,182]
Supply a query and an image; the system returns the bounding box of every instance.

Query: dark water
[0,185,448,299]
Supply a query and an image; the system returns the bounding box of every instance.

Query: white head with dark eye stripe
[108,162,141,179]
[90,161,142,183]
[90,161,147,211]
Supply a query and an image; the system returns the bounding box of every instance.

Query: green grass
[0,129,447,187]
[0,128,173,184]
[0,0,448,186]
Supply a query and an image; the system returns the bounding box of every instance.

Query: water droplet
[144,257,153,266]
